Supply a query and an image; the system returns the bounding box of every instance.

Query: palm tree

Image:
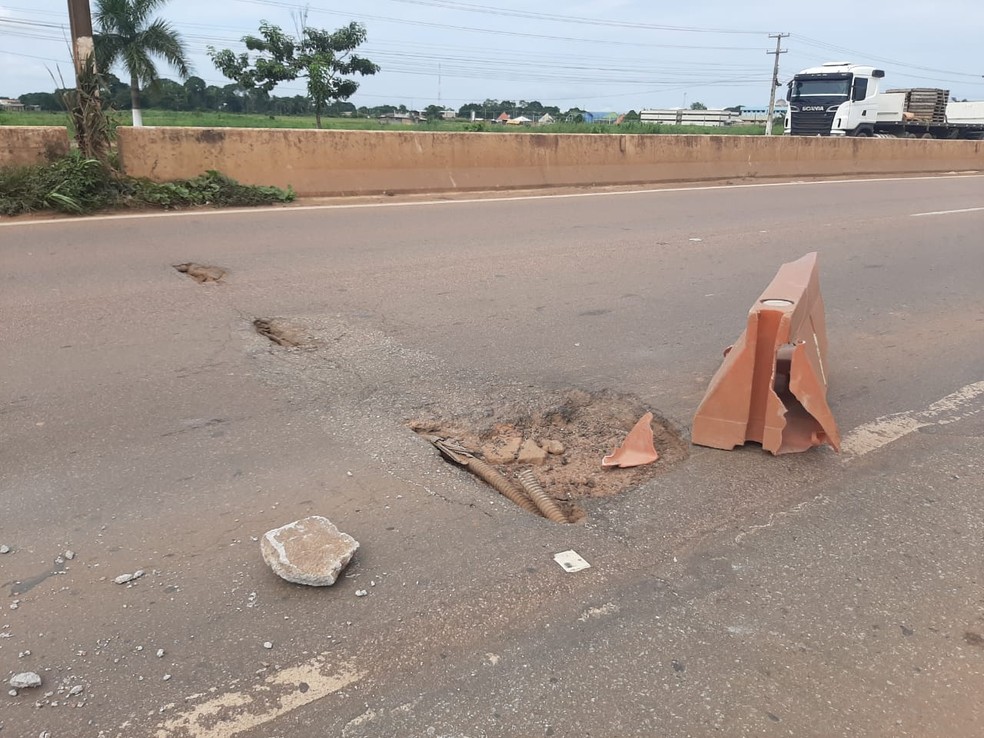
[94,0,191,126]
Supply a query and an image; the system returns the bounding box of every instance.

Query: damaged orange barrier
[692,252,841,455]
[602,412,660,468]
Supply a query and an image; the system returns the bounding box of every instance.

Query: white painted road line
[2,173,983,228]
[910,206,984,217]
[841,380,984,458]
[145,656,363,738]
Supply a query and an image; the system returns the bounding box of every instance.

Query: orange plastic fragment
[602,412,660,468]
[691,252,841,455]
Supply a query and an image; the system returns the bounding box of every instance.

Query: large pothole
[411,389,689,522]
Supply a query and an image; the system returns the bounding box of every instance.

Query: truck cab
[785,62,884,136]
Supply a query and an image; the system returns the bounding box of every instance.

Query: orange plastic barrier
[692,252,841,455]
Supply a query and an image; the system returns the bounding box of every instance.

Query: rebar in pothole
[516,468,570,524]
[466,457,542,517]
[423,435,542,517]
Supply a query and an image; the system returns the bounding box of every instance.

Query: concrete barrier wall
[0,126,71,168]
[117,127,984,197]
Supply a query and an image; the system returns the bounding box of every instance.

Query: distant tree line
[14,74,362,117]
[13,83,616,121]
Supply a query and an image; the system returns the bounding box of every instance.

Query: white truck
[784,62,984,139]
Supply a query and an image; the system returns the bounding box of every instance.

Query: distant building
[495,112,511,124]
[582,111,621,124]
[0,98,25,112]
[441,108,456,120]
[536,113,556,125]
[640,108,741,126]
[378,111,423,125]
[738,102,788,124]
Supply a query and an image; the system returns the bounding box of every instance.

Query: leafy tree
[94,0,191,126]
[184,76,207,110]
[623,109,640,121]
[424,104,446,120]
[689,101,708,110]
[144,77,186,110]
[208,18,379,128]
[457,102,483,118]
[18,92,61,111]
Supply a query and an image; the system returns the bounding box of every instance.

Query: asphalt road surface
[2,174,983,738]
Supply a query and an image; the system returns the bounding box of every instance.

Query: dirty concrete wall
[116,127,984,197]
[0,126,71,168]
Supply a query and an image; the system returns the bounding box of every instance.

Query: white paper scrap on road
[554,550,591,573]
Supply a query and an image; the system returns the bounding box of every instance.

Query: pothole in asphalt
[410,389,689,523]
[173,263,227,283]
[253,318,315,348]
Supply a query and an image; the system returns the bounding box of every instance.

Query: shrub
[0,156,294,216]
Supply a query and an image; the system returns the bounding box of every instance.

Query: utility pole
[765,32,789,136]
[67,0,96,78]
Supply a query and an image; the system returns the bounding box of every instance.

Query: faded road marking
[842,381,984,458]
[2,174,982,228]
[150,656,363,738]
[910,206,984,217]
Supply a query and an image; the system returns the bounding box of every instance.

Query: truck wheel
[854,129,872,138]
[920,133,934,139]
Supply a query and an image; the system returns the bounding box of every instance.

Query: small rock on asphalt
[68,685,84,697]
[261,516,359,587]
[481,436,522,464]
[263,641,273,650]
[542,439,566,455]
[64,550,76,560]
[114,570,146,585]
[517,439,548,465]
[355,589,368,597]
[157,649,165,658]
[9,672,42,689]
[0,544,10,554]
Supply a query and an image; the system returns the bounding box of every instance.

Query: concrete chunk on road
[261,516,359,587]
[9,672,42,689]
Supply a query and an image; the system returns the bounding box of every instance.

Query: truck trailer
[785,62,984,139]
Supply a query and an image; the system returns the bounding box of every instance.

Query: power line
[381,0,770,34]
[792,35,982,78]
[231,0,767,48]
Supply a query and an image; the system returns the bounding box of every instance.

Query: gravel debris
[0,545,11,554]
[65,550,76,560]
[156,649,165,658]
[9,672,42,689]
[114,570,146,585]
[263,641,273,650]
[355,589,368,597]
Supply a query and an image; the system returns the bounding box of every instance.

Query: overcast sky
[2,0,982,110]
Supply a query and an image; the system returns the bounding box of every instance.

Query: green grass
[0,150,295,216]
[1,109,773,135]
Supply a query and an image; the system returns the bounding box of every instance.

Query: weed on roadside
[0,156,295,216]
